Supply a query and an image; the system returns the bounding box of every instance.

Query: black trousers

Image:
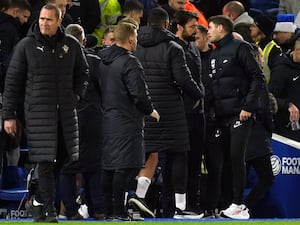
[186,112,205,210]
[160,151,188,217]
[35,120,68,212]
[220,118,253,206]
[101,168,139,217]
[245,154,274,209]
[59,171,103,218]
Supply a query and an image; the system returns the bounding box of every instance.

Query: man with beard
[172,10,205,215]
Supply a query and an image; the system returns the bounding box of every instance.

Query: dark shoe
[67,213,83,220]
[93,213,105,220]
[25,198,45,222]
[44,203,58,223]
[128,197,155,218]
[173,208,204,219]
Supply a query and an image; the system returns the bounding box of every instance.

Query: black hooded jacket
[135,26,203,153]
[3,22,89,163]
[98,45,153,169]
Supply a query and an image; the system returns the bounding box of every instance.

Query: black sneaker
[128,197,155,218]
[44,203,58,223]
[173,208,204,219]
[25,198,46,222]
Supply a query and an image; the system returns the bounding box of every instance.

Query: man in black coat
[98,18,159,220]
[134,7,203,218]
[173,10,205,214]
[207,15,265,219]
[59,23,104,221]
[3,3,89,222]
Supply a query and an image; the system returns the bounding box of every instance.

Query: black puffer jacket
[3,22,89,163]
[210,33,265,120]
[135,26,203,153]
[98,45,153,170]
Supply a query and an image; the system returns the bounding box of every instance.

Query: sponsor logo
[222,59,228,64]
[36,46,44,52]
[292,76,299,81]
[233,120,242,128]
[271,155,300,175]
[271,155,281,176]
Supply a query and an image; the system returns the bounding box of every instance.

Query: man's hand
[288,103,299,122]
[4,119,17,136]
[239,110,252,121]
[150,109,160,122]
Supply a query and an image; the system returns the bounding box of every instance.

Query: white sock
[136,176,151,198]
[33,199,43,206]
[175,193,186,210]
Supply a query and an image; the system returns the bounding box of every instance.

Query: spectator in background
[269,37,300,142]
[0,0,32,176]
[222,1,253,42]
[116,0,144,25]
[93,0,121,46]
[67,0,101,34]
[101,25,116,47]
[3,3,89,222]
[184,0,208,27]
[273,14,297,54]
[279,0,300,16]
[46,0,73,27]
[98,19,160,221]
[17,0,32,38]
[250,15,277,83]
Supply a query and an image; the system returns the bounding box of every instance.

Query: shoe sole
[128,198,155,218]
[173,213,204,219]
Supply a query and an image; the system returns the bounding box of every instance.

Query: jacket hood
[0,12,19,27]
[234,12,254,26]
[98,45,129,65]
[278,52,300,70]
[138,26,176,47]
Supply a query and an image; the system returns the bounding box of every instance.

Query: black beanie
[254,15,276,37]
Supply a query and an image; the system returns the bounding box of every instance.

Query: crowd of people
[0,0,300,223]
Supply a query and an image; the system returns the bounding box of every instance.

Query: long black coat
[135,26,203,153]
[3,23,89,163]
[98,45,153,170]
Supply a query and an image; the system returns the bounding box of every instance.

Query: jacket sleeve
[237,43,265,112]
[169,41,203,100]
[268,62,291,110]
[123,56,153,115]
[2,40,27,120]
[73,44,89,99]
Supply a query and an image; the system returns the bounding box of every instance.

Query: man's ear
[177,24,183,33]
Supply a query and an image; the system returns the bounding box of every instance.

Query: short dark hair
[173,10,198,27]
[196,24,208,34]
[208,15,234,33]
[123,0,143,14]
[148,7,169,28]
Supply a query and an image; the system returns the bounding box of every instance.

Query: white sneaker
[221,203,250,220]
[78,204,89,219]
